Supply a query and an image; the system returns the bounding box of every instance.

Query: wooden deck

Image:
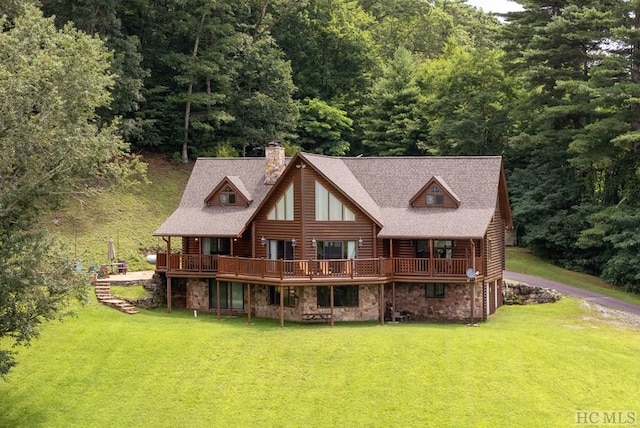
[155,253,482,282]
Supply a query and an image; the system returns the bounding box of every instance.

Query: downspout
[470,239,476,323]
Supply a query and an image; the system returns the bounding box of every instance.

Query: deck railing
[155,253,219,273]
[217,257,393,280]
[156,252,481,279]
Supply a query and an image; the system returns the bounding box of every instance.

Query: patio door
[209,281,244,310]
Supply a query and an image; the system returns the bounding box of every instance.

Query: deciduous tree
[0,4,144,377]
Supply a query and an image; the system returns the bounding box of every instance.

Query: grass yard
[1,297,638,427]
[110,285,151,300]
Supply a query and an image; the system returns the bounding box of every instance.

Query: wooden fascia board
[378,234,484,240]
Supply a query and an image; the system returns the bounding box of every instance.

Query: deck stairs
[94,281,139,314]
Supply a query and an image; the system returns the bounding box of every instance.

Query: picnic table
[302,313,332,323]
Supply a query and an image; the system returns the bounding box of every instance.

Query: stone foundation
[182,279,488,322]
[252,284,380,322]
[387,283,483,321]
[186,279,209,311]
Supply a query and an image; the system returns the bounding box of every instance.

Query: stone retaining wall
[503,280,561,305]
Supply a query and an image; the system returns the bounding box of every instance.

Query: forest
[3,0,640,292]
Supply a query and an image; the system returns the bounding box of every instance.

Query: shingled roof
[154,158,280,237]
[154,153,510,239]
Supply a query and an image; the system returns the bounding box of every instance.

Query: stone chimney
[264,141,285,185]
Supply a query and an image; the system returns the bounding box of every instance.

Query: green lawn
[110,285,150,300]
[1,297,638,427]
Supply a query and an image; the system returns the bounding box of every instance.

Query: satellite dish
[465,268,476,279]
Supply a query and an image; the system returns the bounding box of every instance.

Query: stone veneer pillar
[264,141,285,185]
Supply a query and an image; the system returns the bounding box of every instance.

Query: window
[317,286,358,307]
[425,283,445,298]
[269,286,296,307]
[267,183,294,220]
[267,240,295,260]
[434,240,453,259]
[219,185,236,204]
[415,240,430,258]
[209,281,244,309]
[202,238,231,255]
[315,241,357,260]
[315,181,355,221]
[426,185,444,205]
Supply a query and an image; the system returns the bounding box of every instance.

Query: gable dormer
[410,176,461,208]
[205,176,252,207]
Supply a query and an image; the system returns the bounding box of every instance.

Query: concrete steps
[94,282,139,315]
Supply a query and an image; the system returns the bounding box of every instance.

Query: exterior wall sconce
[291,238,297,247]
[358,237,364,247]
[311,238,317,248]
[260,236,266,246]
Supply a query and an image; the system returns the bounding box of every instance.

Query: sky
[466,0,524,14]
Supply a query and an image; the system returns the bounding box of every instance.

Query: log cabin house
[153,143,512,326]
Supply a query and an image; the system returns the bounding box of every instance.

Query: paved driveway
[504,271,640,316]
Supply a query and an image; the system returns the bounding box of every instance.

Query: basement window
[425,283,445,298]
[269,286,296,307]
[317,285,359,307]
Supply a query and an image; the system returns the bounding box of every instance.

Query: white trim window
[315,181,355,221]
[267,183,294,220]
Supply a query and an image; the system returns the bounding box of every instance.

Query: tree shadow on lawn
[140,307,462,331]
[0,388,49,427]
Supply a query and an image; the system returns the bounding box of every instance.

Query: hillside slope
[46,154,192,272]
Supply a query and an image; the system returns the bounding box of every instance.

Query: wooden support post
[392,282,396,323]
[470,280,476,323]
[216,280,221,320]
[247,283,252,324]
[429,239,434,276]
[167,276,172,313]
[280,285,284,328]
[380,283,385,325]
[330,285,334,327]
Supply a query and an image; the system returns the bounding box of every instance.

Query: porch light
[291,238,297,247]
[311,238,317,248]
[260,236,266,246]
[358,237,364,247]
